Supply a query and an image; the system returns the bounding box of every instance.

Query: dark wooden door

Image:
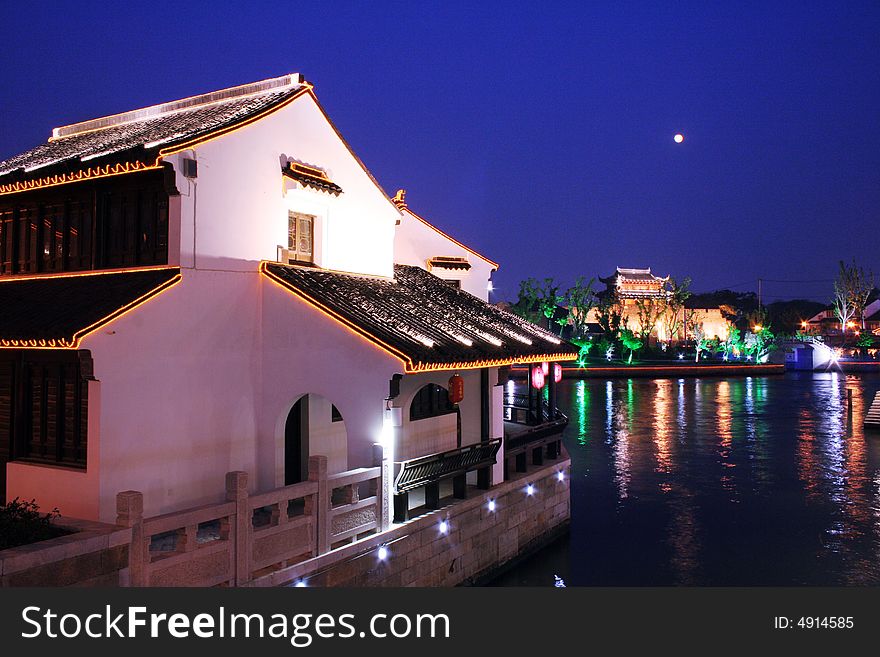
[284,397,309,485]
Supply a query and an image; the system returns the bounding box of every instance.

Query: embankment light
[294,580,307,588]
[487,499,496,512]
[526,484,535,496]
[439,520,449,534]
[557,471,565,482]
[377,545,389,561]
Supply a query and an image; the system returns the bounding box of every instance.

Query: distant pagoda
[599,267,670,302]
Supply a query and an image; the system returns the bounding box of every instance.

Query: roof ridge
[51,74,304,140]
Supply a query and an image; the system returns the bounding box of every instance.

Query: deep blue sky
[1,1,878,302]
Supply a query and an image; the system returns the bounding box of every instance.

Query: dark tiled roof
[282,163,342,195]
[428,257,471,271]
[0,77,306,187]
[0,268,181,348]
[600,267,667,285]
[262,262,578,372]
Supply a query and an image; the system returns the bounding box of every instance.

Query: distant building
[806,299,880,337]
[586,267,729,342]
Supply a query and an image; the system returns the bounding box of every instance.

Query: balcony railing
[392,439,501,522]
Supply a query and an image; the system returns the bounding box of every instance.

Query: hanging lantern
[531,364,545,389]
[541,361,549,377]
[553,362,563,383]
[448,373,464,404]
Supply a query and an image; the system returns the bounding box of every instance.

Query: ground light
[294,580,307,588]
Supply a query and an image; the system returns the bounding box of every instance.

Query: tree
[564,276,597,339]
[537,278,564,330]
[834,259,874,336]
[745,307,768,333]
[511,277,563,328]
[722,325,742,359]
[634,296,665,344]
[619,328,643,364]
[742,324,776,363]
[511,278,542,324]
[692,323,706,362]
[662,277,692,341]
[596,291,624,338]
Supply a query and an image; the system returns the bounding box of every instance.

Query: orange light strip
[0,264,179,284]
[260,261,577,374]
[0,84,314,197]
[404,206,500,271]
[406,352,578,374]
[0,161,162,196]
[0,271,182,350]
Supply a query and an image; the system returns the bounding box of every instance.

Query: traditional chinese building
[588,267,729,342]
[0,73,576,524]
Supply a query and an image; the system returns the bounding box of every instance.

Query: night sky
[1,2,877,303]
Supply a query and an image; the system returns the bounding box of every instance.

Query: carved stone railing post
[309,455,329,555]
[226,471,250,586]
[116,491,144,587]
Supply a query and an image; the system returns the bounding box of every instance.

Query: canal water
[489,372,880,586]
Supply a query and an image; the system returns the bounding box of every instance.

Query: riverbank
[512,362,785,379]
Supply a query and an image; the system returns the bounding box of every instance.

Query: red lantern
[531,364,545,389]
[448,374,464,404]
[553,362,563,383]
[541,361,549,377]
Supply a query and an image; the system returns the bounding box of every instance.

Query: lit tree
[511,277,565,329]
[619,328,643,365]
[564,276,597,339]
[511,278,542,324]
[596,290,624,338]
[722,324,742,359]
[538,278,564,330]
[662,277,692,342]
[634,296,665,344]
[692,323,706,362]
[834,259,874,335]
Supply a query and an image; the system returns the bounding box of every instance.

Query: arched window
[410,384,455,421]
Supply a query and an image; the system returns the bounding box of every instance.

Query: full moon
[673,133,684,143]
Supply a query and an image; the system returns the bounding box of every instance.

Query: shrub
[0,498,64,551]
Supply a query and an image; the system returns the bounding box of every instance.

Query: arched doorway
[284,394,348,484]
[284,397,308,485]
[404,383,461,460]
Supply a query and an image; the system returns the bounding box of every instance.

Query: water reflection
[558,373,880,586]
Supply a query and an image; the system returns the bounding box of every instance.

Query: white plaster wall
[393,209,495,301]
[165,93,398,278]
[81,269,263,522]
[72,268,406,522]
[395,368,496,463]
[260,278,403,490]
[398,413,458,462]
[306,394,348,475]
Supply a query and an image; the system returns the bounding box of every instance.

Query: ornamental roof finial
[392,188,407,209]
